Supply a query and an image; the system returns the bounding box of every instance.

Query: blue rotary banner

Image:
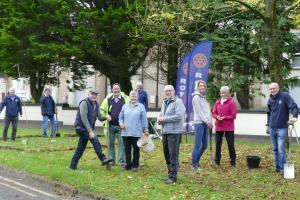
[176,40,213,132]
[175,53,190,107]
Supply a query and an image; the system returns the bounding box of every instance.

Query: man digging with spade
[70,89,112,170]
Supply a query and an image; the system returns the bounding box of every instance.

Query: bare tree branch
[227,0,267,22]
[273,0,277,18]
[195,10,246,33]
[279,0,300,19]
[130,46,151,74]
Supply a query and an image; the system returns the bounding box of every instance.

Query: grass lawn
[0,126,300,200]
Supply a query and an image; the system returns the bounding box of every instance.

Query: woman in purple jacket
[212,86,237,167]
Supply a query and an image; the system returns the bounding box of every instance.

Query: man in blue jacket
[136,82,148,111]
[70,89,112,170]
[266,82,299,173]
[40,88,56,138]
[0,87,22,141]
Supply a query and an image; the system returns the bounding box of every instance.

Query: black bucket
[246,156,261,169]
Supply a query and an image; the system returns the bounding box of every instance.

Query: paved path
[0,170,97,200]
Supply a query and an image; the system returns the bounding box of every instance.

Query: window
[293,55,300,68]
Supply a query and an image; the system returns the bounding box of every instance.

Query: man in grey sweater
[158,85,186,184]
[70,90,112,170]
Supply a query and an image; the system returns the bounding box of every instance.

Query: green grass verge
[0,127,300,200]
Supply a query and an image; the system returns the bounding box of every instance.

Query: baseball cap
[89,89,99,94]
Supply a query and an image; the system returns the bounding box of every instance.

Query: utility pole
[155,45,160,109]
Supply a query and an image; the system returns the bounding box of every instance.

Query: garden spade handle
[209,127,213,163]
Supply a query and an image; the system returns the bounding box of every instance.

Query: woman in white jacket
[191,80,212,170]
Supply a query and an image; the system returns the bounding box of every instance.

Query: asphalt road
[0,171,96,200]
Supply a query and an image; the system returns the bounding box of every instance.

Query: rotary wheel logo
[193,53,207,68]
[183,62,188,75]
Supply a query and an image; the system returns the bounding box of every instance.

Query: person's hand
[216,115,224,121]
[120,124,125,130]
[207,123,212,129]
[265,125,269,134]
[106,115,112,121]
[157,117,164,124]
[144,131,150,137]
[89,131,95,139]
[288,117,297,125]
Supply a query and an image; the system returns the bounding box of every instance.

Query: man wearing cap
[0,87,22,141]
[70,89,112,169]
[266,82,299,173]
[40,88,56,138]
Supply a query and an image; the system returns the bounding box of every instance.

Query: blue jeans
[108,125,125,165]
[269,127,287,171]
[42,115,56,137]
[192,124,208,167]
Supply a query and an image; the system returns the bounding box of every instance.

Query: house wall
[1,105,300,137]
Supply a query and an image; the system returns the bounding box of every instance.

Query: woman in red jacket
[212,86,237,167]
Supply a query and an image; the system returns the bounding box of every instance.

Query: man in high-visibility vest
[101,83,129,167]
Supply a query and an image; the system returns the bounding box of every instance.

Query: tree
[133,1,259,107]
[72,0,151,94]
[134,0,300,108]
[206,12,264,108]
[0,0,87,102]
[133,1,215,86]
[227,0,300,89]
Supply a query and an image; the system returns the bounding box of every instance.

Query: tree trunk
[107,74,132,95]
[167,45,179,86]
[265,0,284,89]
[266,22,284,88]
[29,71,46,103]
[29,73,38,103]
[236,85,250,109]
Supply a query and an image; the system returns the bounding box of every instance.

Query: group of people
[70,82,149,171]
[68,80,299,184]
[0,80,298,184]
[191,80,238,171]
[0,87,58,140]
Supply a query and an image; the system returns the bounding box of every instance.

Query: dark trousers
[162,134,181,180]
[122,136,140,169]
[70,132,106,169]
[2,116,19,141]
[215,131,236,165]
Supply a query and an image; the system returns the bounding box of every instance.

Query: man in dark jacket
[70,89,112,170]
[0,87,22,141]
[266,82,299,173]
[136,82,148,111]
[40,88,56,138]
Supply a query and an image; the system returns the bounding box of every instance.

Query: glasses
[164,90,174,92]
